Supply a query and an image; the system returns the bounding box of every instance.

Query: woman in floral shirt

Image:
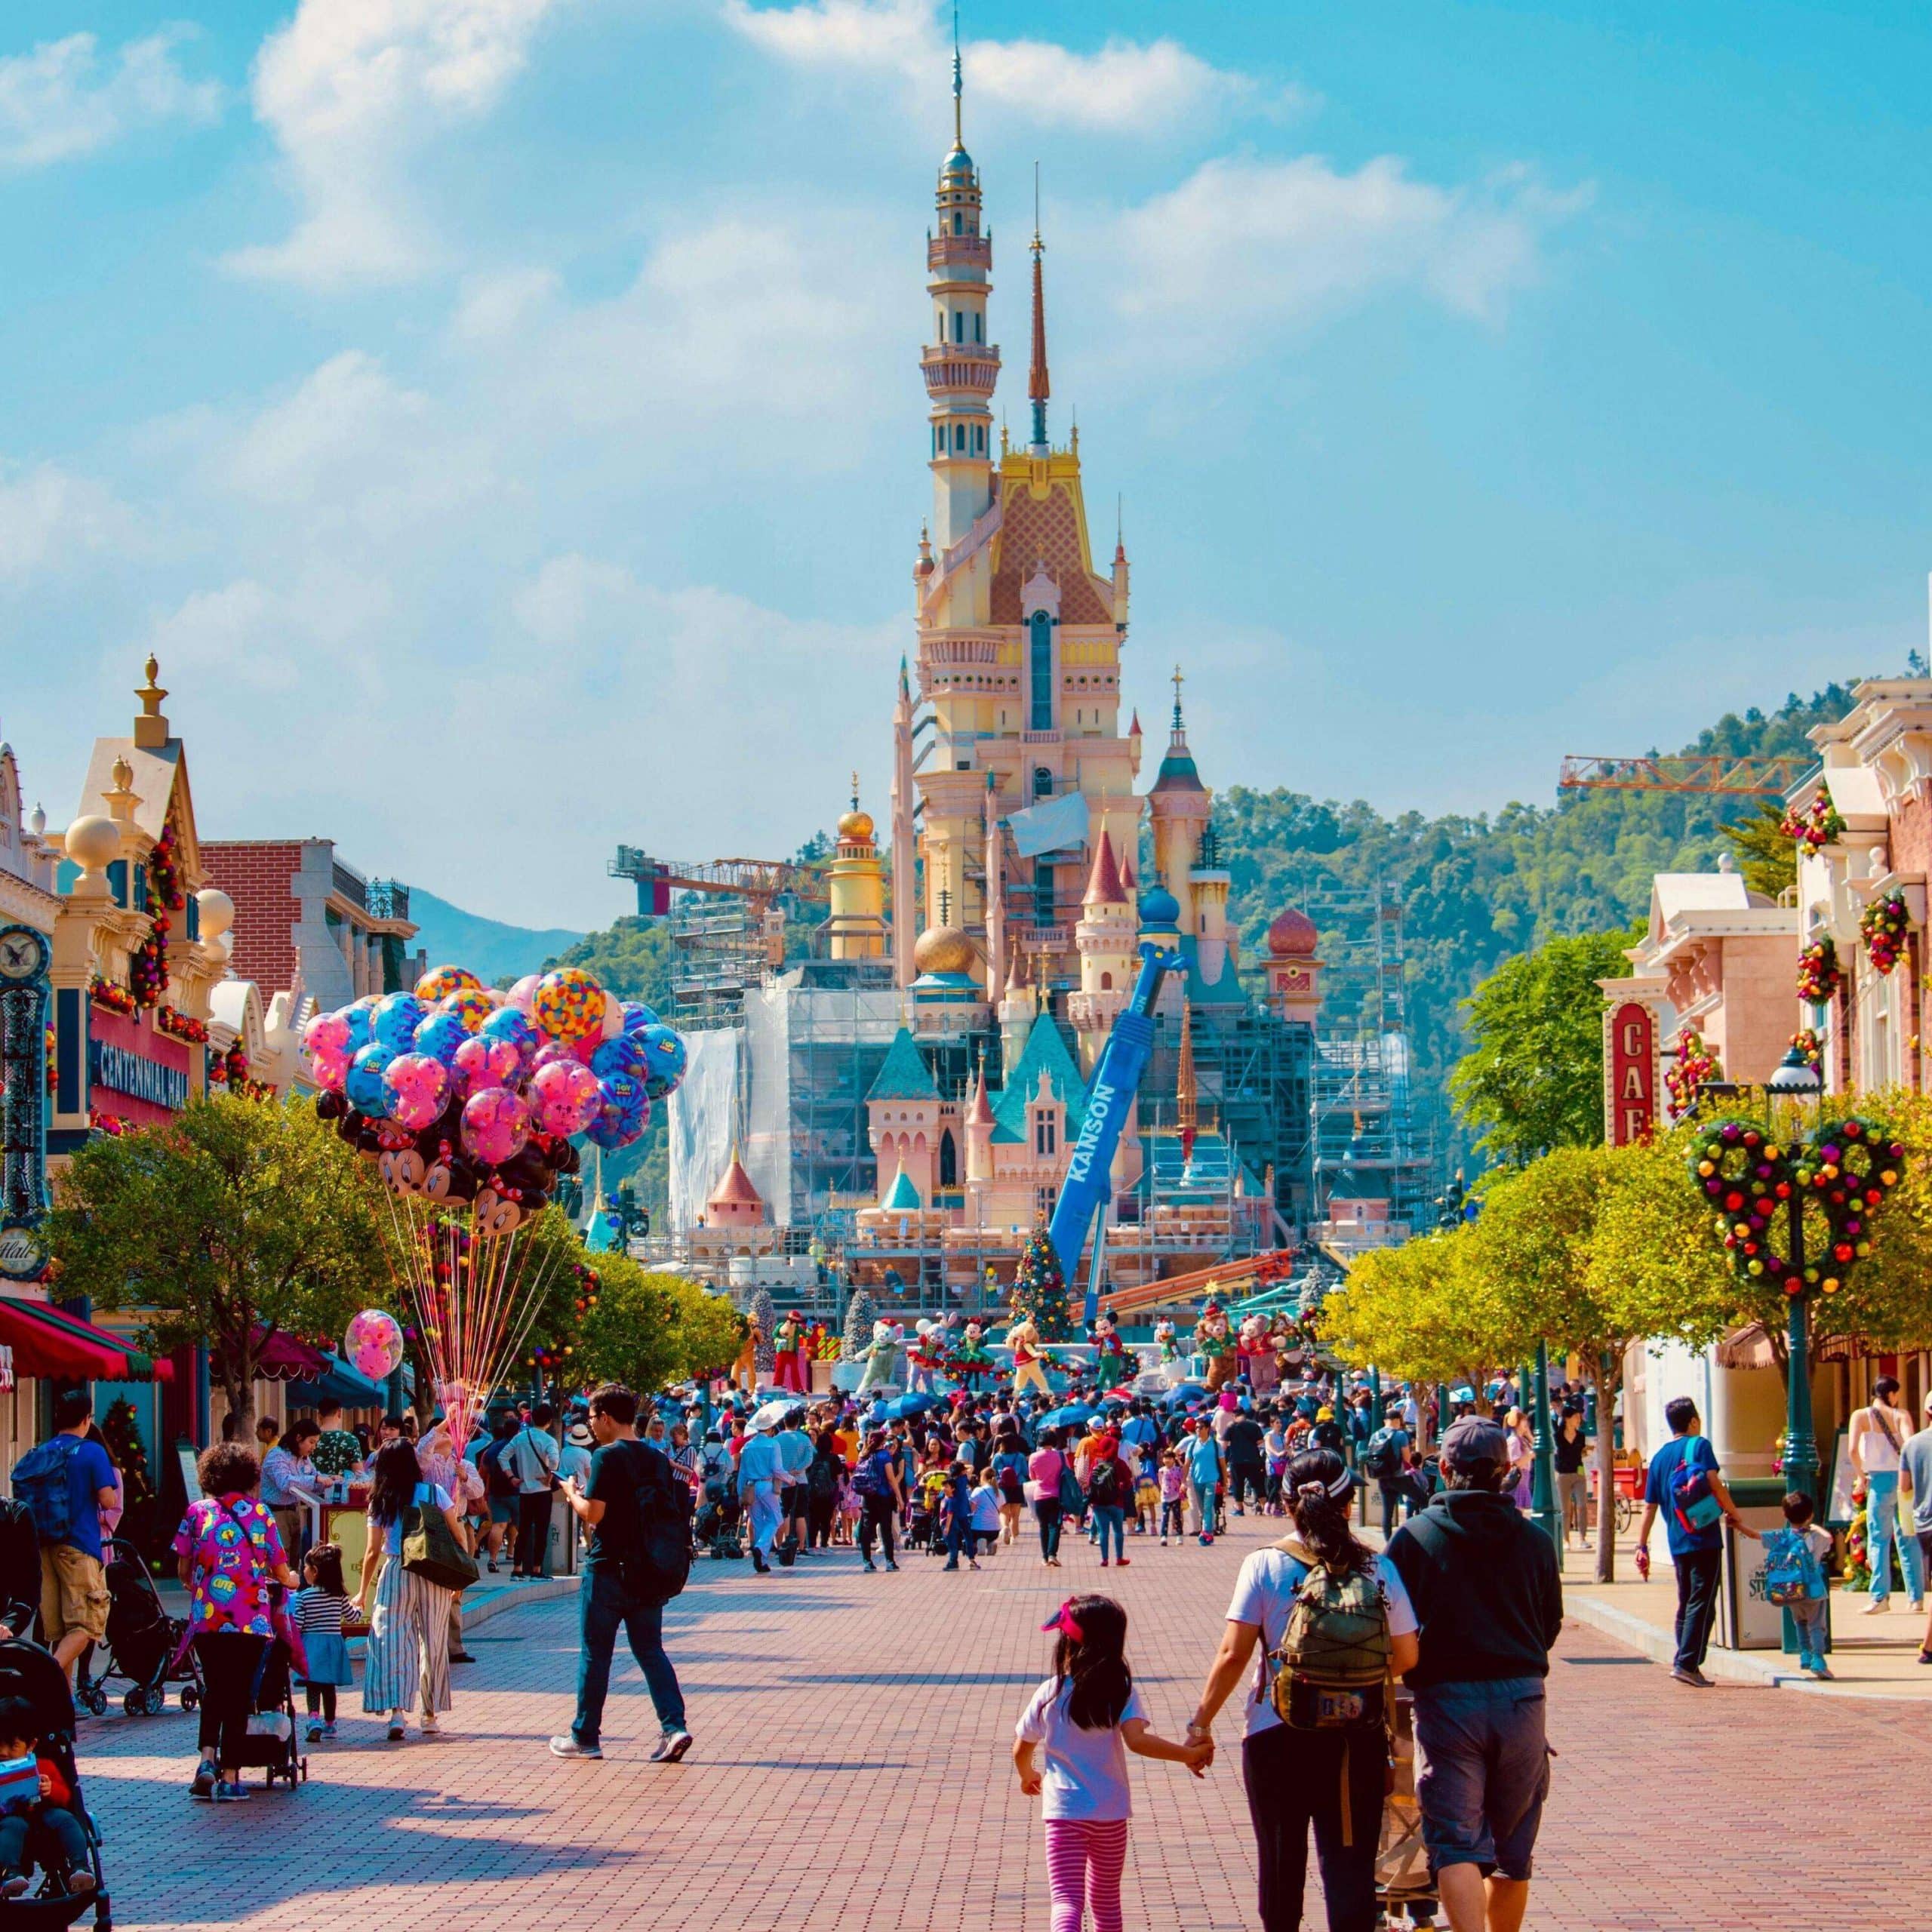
[172,1443,296,1802]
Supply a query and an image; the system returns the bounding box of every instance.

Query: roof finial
[1028,163,1049,453]
[851,769,861,813]
[1171,663,1185,734]
[952,1,962,146]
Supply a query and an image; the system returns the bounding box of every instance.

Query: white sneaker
[1863,1599,1891,1615]
[419,1713,440,1735]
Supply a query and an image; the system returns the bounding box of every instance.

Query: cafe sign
[1603,1000,1660,1147]
[88,1008,192,1128]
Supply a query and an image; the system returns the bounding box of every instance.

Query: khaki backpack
[1268,1538,1393,1730]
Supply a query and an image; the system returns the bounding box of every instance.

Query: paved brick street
[84,1512,1932,1931]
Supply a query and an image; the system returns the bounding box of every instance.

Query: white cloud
[1106,155,1588,358]
[0,463,140,582]
[721,0,1255,133]
[0,29,220,169]
[229,0,574,287]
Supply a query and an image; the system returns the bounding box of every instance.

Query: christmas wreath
[88,976,137,1017]
[1664,1029,1723,1117]
[1860,891,1909,975]
[1780,790,1845,856]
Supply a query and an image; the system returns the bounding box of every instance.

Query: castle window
[1029,610,1052,729]
[953,213,962,234]
[1035,860,1055,924]
[953,310,963,343]
[974,312,983,343]
[1034,1114,1057,1156]
[955,423,966,451]
[939,1130,958,1186]
[1033,767,1052,798]
[1101,971,1113,990]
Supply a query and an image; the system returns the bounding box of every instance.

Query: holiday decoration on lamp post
[1686,1061,1903,1506]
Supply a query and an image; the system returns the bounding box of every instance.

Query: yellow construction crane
[1557,754,1817,798]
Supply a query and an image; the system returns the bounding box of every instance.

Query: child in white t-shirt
[968,1479,1003,1558]
[1013,1595,1208,1932]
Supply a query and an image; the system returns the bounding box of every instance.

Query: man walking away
[774,1409,814,1562]
[1635,1396,1756,1686]
[550,1385,692,1763]
[737,1413,786,1574]
[1364,1408,1414,1539]
[11,1392,118,1681]
[1898,1394,1932,1666]
[1387,1417,1563,1932]
[505,1403,561,1579]
[1848,1377,1925,1614]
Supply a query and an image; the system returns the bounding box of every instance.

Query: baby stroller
[0,1623,112,1930]
[695,1480,743,1561]
[76,1541,202,1719]
[904,1496,937,1554]
[226,1626,306,1793]
[1375,1690,1438,1929]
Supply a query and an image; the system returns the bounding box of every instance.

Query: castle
[666,61,1340,1306]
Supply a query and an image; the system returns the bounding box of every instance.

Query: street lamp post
[1766,1044,1824,1506]
[1527,1343,1561,1556]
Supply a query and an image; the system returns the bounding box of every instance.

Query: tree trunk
[217,1327,257,1439]
[1592,1346,1621,1584]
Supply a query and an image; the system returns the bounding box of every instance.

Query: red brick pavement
[82,1513,1932,1930]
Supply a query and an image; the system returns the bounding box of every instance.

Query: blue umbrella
[1039,1402,1096,1428]
[879,1391,943,1420]
[1158,1381,1208,1411]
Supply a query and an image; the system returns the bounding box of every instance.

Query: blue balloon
[589,1034,650,1082]
[371,992,428,1051]
[596,1072,644,1111]
[413,1011,469,1068]
[620,1001,658,1035]
[346,1042,398,1117]
[479,1005,541,1069]
[583,1098,645,1150]
[641,1023,688,1100]
[340,1004,374,1051]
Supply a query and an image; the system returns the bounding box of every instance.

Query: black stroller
[0,1623,112,1931]
[76,1541,201,1719]
[224,1625,306,1793]
[695,1479,743,1560]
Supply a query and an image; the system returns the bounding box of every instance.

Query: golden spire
[1027,162,1049,448]
[1177,997,1198,1136]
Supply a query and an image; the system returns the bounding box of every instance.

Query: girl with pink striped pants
[1014,1595,1210,1932]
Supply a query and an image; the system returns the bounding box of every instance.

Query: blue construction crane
[1047,942,1174,1324]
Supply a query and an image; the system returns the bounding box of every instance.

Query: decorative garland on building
[43,1023,55,1097]
[155,1005,208,1044]
[91,1113,137,1137]
[1797,936,1843,1006]
[1664,1029,1723,1117]
[1860,891,1909,975]
[88,976,137,1017]
[128,825,186,1011]
[1780,790,1845,856]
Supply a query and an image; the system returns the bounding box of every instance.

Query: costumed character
[1239,1312,1278,1392]
[1153,1317,1180,1364]
[952,1319,992,1393]
[1006,1316,1051,1398]
[732,1312,762,1395]
[774,1308,808,1393]
[857,1319,900,1395]
[1091,1312,1131,1389]
[906,1319,946,1395]
[1195,1300,1238,1392]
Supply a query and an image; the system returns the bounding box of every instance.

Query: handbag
[1057,1465,1085,1514]
[401,1494,480,1592]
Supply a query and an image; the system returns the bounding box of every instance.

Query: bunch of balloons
[302,961,688,1233]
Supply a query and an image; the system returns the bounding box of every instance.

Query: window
[1034,1115,1057,1156]
[939,1130,958,1186]
[1100,971,1113,990]
[955,423,966,451]
[1036,1186,1057,1218]
[1033,766,1053,797]
[953,310,963,343]
[1035,860,1055,924]
[1029,610,1053,728]
[953,212,962,234]
[974,312,983,343]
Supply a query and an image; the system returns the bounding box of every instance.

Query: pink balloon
[305,1011,352,1058]
[505,974,541,1015]
[461,1086,532,1167]
[309,1048,349,1093]
[598,992,624,1041]
[531,1058,600,1136]
[383,1051,453,1131]
[454,1035,520,1094]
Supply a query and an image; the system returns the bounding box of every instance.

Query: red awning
[0,1298,168,1381]
[250,1327,328,1382]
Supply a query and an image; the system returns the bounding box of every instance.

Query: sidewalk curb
[459,1574,580,1633]
[1564,1592,1923,1700]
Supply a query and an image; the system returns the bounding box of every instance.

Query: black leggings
[1035,1500,1063,1559]
[193,1632,269,1770]
[1229,1462,1267,1509]
[1243,1721,1385,1932]
[303,1683,337,1720]
[859,1497,897,1564]
[807,1497,837,1548]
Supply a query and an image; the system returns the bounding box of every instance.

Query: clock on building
[0,927,48,981]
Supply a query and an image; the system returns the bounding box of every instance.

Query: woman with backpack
[1183,1447,1421,1932]
[804,1429,844,1550]
[1028,1428,1070,1568]
[992,1428,1030,1547]
[1085,1432,1133,1570]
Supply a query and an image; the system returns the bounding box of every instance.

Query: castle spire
[952,1,963,147]
[1028,165,1049,454]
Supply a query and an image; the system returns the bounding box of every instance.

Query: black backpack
[617,1442,693,1604]
[1088,1459,1121,1508]
[806,1456,839,1502]
[1364,1427,1403,1480]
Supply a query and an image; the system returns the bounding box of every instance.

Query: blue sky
[2,1,1928,928]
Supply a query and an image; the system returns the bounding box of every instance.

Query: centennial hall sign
[88,1008,191,1127]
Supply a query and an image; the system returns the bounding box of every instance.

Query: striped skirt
[361,1557,454,1718]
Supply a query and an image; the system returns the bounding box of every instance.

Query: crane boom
[1557,754,1816,798]
[1048,943,1173,1302]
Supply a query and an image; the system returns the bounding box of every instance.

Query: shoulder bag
[402,1489,480,1592]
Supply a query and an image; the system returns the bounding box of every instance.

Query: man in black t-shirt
[1223,1411,1266,1515]
[549,1385,691,1764]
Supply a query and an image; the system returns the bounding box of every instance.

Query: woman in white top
[1850,1374,1925,1611]
[356,1441,465,1741]
[1184,1448,1420,1932]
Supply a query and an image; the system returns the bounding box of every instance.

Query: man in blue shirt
[774,1410,814,1558]
[1636,1395,1754,1686]
[15,1391,118,1678]
[736,1417,786,1575]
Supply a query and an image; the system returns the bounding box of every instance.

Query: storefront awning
[250,1327,329,1382]
[288,1353,388,1410]
[0,1298,170,1381]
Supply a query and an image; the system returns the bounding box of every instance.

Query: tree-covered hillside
[1217,682,1860,1168]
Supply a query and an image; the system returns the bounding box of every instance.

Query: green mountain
[1217,681,1862,1171]
[407,888,584,985]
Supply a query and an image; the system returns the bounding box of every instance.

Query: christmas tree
[1011,1217,1073,1340]
[101,1397,157,1560]
[843,1286,878,1360]
[748,1287,777,1377]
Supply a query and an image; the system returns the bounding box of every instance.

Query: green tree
[1449,931,1634,1166]
[1318,1232,1527,1397]
[574,1253,743,1393]
[1719,801,1797,900]
[48,1097,391,1431]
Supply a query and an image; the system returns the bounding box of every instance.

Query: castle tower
[923,35,999,551]
[983,770,1006,997]
[1068,829,1136,1071]
[1192,811,1232,985]
[1147,666,1211,938]
[998,952,1034,1078]
[890,657,917,988]
[963,1051,995,1223]
[706,1145,767,1228]
[825,774,888,960]
[1265,908,1323,1026]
